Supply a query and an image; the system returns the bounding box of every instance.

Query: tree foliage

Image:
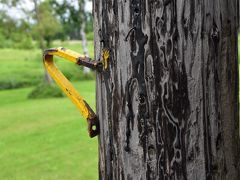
[0,0,93,49]
[0,11,33,49]
[32,0,62,49]
[51,0,93,40]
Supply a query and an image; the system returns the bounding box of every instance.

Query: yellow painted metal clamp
[43,47,109,138]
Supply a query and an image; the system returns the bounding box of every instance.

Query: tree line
[0,0,93,49]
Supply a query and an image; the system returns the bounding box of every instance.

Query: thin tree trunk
[79,0,90,74]
[94,0,240,179]
[80,21,90,74]
[33,0,52,84]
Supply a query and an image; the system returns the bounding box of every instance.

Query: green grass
[52,40,94,55]
[0,41,94,90]
[0,35,239,180]
[0,81,98,180]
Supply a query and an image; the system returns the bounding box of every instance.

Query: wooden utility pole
[94,0,240,179]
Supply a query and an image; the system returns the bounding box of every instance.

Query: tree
[32,0,62,49]
[0,0,62,49]
[94,0,240,179]
[78,0,90,73]
[0,1,33,49]
[51,0,93,40]
[51,0,91,73]
[51,0,81,40]
[32,0,62,84]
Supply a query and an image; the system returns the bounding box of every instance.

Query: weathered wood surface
[93,0,240,179]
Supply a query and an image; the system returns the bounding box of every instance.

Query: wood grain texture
[93,0,240,179]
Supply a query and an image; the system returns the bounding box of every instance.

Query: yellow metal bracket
[43,47,108,138]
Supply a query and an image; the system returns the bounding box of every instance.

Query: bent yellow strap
[43,47,100,138]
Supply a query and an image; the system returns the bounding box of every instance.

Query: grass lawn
[0,35,239,180]
[0,81,98,180]
[0,41,94,90]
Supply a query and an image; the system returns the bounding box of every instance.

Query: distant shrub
[0,77,42,90]
[0,33,35,49]
[71,69,95,81]
[0,62,94,90]
[0,33,6,48]
[14,37,35,49]
[28,82,64,99]
[86,32,94,41]
[0,39,14,48]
